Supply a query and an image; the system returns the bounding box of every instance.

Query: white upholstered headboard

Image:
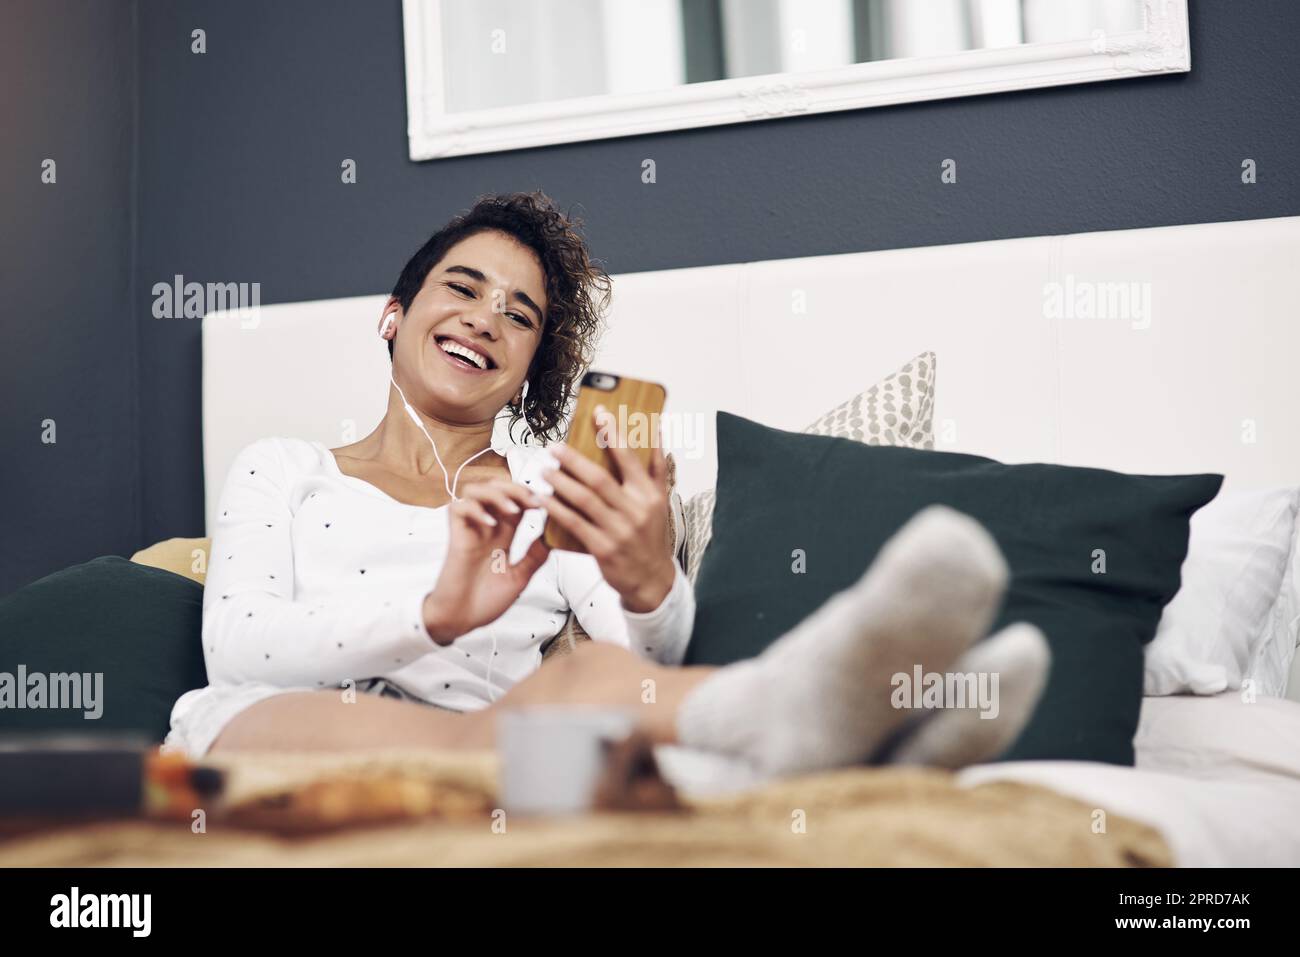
[204,214,1300,516]
[203,214,1300,692]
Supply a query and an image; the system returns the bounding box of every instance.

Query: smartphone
[542,370,667,553]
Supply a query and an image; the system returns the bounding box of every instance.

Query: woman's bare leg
[208,642,716,755]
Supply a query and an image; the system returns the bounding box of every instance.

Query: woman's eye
[446,280,530,327]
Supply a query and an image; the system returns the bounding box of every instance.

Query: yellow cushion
[130,537,212,585]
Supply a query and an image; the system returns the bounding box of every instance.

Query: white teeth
[438,339,489,370]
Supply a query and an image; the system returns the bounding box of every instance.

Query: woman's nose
[460,303,500,338]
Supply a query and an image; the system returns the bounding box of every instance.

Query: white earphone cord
[389,374,492,502]
[385,338,552,701]
[389,370,511,702]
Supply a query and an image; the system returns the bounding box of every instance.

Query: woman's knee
[553,642,654,702]
[528,641,634,692]
[566,640,637,673]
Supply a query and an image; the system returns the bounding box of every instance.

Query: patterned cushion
[682,351,937,585]
[803,351,936,448]
[681,493,717,589]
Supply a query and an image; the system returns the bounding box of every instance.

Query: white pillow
[1134,691,1300,781]
[1144,486,1300,696]
[1265,517,1300,699]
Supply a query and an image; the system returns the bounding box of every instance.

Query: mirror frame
[403,0,1189,161]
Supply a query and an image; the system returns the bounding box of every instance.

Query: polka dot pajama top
[163,435,695,759]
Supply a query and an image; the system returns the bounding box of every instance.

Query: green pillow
[685,412,1222,765]
[0,556,206,741]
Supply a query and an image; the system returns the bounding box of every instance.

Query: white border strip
[403,0,1189,160]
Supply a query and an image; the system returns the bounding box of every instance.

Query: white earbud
[379,313,396,337]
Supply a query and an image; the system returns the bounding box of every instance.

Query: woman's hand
[422,479,550,644]
[540,405,676,613]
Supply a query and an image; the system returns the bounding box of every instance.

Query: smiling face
[390,230,547,426]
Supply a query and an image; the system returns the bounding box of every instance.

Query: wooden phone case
[542,371,667,553]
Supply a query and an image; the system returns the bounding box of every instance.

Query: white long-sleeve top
[165,435,694,757]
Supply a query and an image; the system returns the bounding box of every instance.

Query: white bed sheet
[958,692,1300,866]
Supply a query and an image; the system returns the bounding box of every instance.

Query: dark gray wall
[4,0,1299,597]
[1,1,138,597]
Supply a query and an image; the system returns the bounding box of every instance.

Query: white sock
[675,505,1009,777]
[885,623,1051,770]
[652,745,771,800]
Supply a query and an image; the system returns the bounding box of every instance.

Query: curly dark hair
[388,191,611,444]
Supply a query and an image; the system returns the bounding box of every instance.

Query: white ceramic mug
[498,706,638,816]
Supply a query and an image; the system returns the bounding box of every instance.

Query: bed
[83,212,1289,866]
[959,692,1300,867]
[0,692,1293,866]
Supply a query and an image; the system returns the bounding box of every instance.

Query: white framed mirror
[403,0,1189,160]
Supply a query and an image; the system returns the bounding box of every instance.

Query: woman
[165,192,1049,783]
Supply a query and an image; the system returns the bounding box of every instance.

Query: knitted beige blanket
[0,749,1169,867]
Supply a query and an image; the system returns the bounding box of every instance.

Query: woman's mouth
[433,335,496,374]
